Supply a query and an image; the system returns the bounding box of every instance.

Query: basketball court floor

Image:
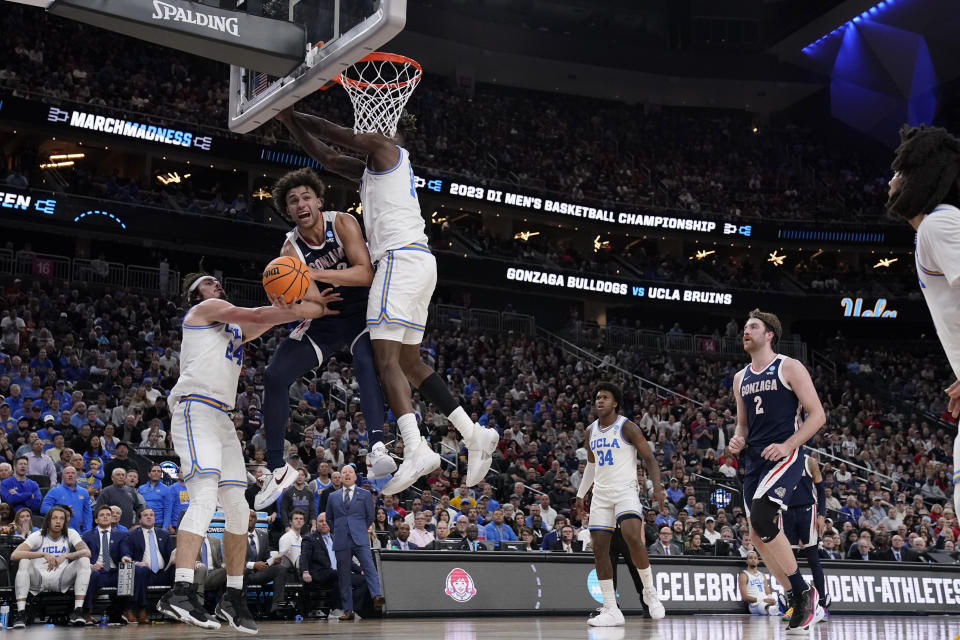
[12,615,960,639]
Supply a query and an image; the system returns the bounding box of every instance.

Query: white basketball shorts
[171,395,247,489]
[366,243,437,345]
[588,483,643,532]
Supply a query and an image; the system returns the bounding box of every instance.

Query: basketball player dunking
[728,309,825,634]
[780,448,830,620]
[276,107,499,493]
[157,271,337,634]
[254,168,396,510]
[575,382,665,627]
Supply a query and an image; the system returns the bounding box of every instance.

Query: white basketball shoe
[253,462,298,510]
[464,426,499,486]
[365,441,398,480]
[642,588,666,620]
[587,606,625,627]
[381,438,441,495]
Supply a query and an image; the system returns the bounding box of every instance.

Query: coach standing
[886,124,960,517]
[324,465,384,620]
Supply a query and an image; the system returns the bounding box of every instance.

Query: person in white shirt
[538,494,558,531]
[703,516,722,546]
[886,124,960,518]
[279,509,306,568]
[407,512,435,548]
[11,506,91,628]
[576,512,593,551]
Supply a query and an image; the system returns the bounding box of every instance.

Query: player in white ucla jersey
[575,383,666,627]
[276,107,499,495]
[885,125,960,518]
[10,505,91,628]
[739,551,779,616]
[729,309,825,635]
[158,270,337,634]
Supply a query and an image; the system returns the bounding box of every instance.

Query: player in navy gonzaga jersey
[575,382,666,627]
[255,168,394,510]
[728,309,825,635]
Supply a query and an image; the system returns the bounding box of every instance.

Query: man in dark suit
[301,513,371,616]
[194,534,226,602]
[845,531,880,560]
[119,507,175,623]
[647,526,683,556]
[242,510,290,614]
[818,535,843,560]
[81,505,129,624]
[387,523,419,551]
[325,465,384,620]
[455,524,487,551]
[549,525,583,552]
[877,535,920,562]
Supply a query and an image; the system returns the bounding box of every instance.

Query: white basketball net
[335,54,422,137]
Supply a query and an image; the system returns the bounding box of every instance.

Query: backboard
[228,0,407,134]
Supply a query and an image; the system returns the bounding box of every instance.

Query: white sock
[397,413,420,452]
[599,579,617,609]
[226,575,243,590]
[175,568,194,583]
[75,598,84,609]
[638,566,655,591]
[16,602,25,612]
[448,406,476,441]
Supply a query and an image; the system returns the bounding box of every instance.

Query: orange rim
[333,52,423,91]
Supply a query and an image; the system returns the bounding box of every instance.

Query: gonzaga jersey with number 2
[169,314,243,408]
[740,354,800,451]
[359,146,429,262]
[588,415,638,491]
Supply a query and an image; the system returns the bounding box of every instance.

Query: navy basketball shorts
[780,504,817,548]
[741,447,805,518]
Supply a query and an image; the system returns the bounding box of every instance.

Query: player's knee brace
[219,485,249,535]
[178,476,218,536]
[750,496,782,543]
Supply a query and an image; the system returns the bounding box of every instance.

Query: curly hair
[593,381,623,412]
[886,124,960,220]
[272,168,326,215]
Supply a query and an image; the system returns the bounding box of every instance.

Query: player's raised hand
[761,441,793,462]
[945,378,960,418]
[728,434,746,455]
[652,486,667,507]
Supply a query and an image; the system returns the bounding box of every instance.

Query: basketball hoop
[333,52,423,137]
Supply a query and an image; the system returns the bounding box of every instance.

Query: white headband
[187,275,215,293]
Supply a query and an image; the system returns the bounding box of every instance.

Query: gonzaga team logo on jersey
[444,567,477,602]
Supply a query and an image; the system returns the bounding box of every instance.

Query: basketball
[262,256,311,303]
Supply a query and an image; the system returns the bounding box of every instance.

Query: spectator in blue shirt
[138,463,171,528]
[5,385,23,416]
[665,477,685,504]
[40,465,92,532]
[655,503,676,528]
[29,350,54,379]
[69,403,89,430]
[0,456,41,512]
[36,417,59,447]
[483,509,518,543]
[163,468,189,534]
[12,397,34,421]
[302,381,324,410]
[0,402,15,434]
[53,381,72,411]
[10,366,30,390]
[839,496,863,525]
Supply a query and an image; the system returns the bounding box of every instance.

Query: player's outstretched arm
[277,108,366,182]
[574,445,596,513]
[624,421,665,505]
[286,109,399,172]
[187,293,341,343]
[728,370,749,454]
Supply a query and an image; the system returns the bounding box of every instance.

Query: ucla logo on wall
[840,297,898,318]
